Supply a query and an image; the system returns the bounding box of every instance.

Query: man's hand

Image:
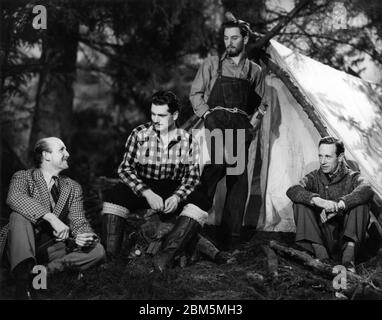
[338,200,346,211]
[163,195,180,214]
[43,212,69,241]
[320,210,338,223]
[311,197,339,213]
[258,103,268,115]
[249,103,268,132]
[75,233,97,247]
[143,189,164,212]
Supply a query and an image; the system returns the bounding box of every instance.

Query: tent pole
[263,57,329,137]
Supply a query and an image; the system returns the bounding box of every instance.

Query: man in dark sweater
[286,136,373,272]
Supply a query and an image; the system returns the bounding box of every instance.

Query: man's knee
[343,204,370,243]
[9,212,36,240]
[292,202,314,220]
[88,243,106,264]
[347,203,369,216]
[292,202,312,211]
[8,212,37,271]
[186,190,211,213]
[9,212,33,228]
[103,183,135,209]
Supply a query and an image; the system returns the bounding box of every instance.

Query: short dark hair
[33,138,51,168]
[222,20,250,38]
[318,136,345,157]
[151,90,180,114]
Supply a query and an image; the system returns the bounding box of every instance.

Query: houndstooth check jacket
[6,169,93,237]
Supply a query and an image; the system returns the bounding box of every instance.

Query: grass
[1,230,381,300]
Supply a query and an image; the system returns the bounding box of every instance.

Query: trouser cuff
[102,202,130,219]
[179,204,208,226]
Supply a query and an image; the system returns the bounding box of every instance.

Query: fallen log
[269,240,382,299]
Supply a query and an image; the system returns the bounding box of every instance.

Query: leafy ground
[2,229,381,300]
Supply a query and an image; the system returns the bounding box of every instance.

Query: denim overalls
[188,55,262,248]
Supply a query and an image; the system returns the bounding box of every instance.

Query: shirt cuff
[34,211,50,224]
[134,184,149,197]
[338,196,350,210]
[173,189,187,203]
[299,192,319,206]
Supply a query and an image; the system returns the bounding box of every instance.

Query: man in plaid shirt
[102,91,209,271]
[7,137,105,299]
[117,116,200,207]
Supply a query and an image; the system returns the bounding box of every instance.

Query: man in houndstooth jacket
[7,137,105,299]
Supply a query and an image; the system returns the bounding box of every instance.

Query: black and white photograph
[0,0,381,304]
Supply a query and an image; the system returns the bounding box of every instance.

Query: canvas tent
[188,39,382,233]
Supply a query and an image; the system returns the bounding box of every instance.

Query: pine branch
[279,32,382,66]
[252,0,311,50]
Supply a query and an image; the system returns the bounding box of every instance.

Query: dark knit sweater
[286,162,373,210]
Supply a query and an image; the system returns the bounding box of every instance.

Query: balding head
[33,137,68,170]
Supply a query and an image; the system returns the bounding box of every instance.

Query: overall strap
[247,60,253,82]
[217,56,223,78]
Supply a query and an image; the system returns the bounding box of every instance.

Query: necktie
[50,176,60,206]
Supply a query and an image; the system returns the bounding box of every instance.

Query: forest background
[1,0,382,218]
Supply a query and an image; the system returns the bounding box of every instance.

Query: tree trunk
[29,10,79,159]
[0,1,9,220]
[0,125,2,221]
[0,1,10,100]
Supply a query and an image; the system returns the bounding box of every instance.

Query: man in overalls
[188,17,266,249]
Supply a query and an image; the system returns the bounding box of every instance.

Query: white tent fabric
[269,40,382,200]
[255,74,321,231]
[191,40,382,232]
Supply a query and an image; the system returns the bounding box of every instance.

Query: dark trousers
[293,203,370,259]
[187,110,253,238]
[104,179,183,221]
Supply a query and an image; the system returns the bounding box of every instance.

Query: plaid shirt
[118,122,200,202]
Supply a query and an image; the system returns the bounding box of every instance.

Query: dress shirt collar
[147,122,184,145]
[40,168,58,189]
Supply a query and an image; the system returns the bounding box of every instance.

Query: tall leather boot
[101,202,130,258]
[12,258,37,300]
[101,213,126,258]
[153,216,201,272]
